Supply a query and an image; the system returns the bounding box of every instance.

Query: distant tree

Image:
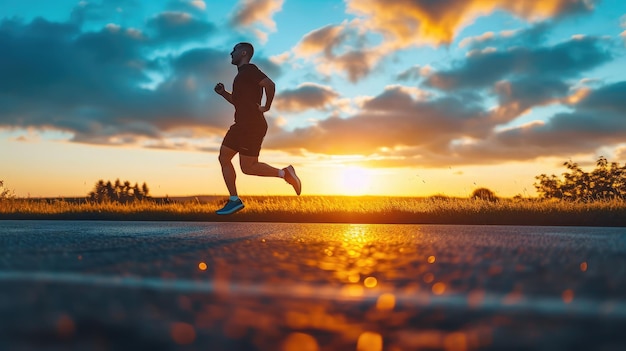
[471,187,498,202]
[132,183,141,201]
[105,181,115,202]
[89,179,151,203]
[132,182,150,201]
[141,182,149,197]
[534,156,626,201]
[0,180,15,200]
[114,179,122,200]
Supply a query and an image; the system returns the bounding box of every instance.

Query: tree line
[88,179,150,203]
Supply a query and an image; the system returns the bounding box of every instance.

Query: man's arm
[258,77,275,113]
[214,83,234,105]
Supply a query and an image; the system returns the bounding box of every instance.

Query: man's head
[230,42,254,66]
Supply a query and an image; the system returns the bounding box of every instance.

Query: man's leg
[239,155,280,177]
[240,155,302,195]
[218,145,239,196]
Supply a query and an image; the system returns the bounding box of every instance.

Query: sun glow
[337,166,373,195]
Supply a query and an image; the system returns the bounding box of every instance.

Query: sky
[1,0,626,198]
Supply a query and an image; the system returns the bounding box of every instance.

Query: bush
[471,188,498,202]
[534,156,626,201]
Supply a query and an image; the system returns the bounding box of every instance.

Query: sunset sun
[337,167,373,195]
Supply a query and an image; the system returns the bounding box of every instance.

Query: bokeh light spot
[376,293,396,311]
[432,282,446,295]
[342,284,364,298]
[282,332,319,351]
[357,331,383,351]
[562,289,574,304]
[170,322,196,345]
[56,314,75,339]
[198,262,207,271]
[580,262,588,272]
[364,276,378,288]
[428,255,436,264]
[443,332,468,351]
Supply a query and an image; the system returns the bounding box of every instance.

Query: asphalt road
[1,220,625,351]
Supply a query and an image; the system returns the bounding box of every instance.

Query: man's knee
[218,151,233,165]
[218,154,227,166]
[240,162,256,175]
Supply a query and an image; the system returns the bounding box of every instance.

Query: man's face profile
[230,44,245,66]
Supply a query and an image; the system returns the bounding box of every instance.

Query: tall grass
[1,196,625,226]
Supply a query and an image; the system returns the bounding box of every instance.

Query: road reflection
[177,224,496,350]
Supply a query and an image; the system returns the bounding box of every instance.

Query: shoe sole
[216,203,245,215]
[286,166,301,195]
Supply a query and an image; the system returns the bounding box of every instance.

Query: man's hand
[257,104,270,113]
[258,77,275,113]
[214,83,225,95]
[214,83,234,105]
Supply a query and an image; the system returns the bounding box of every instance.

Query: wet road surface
[1,221,625,350]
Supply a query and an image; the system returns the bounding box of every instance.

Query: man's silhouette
[214,42,301,215]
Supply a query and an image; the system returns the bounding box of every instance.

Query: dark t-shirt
[232,64,268,126]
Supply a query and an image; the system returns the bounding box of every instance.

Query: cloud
[0,16,280,148]
[230,0,284,42]
[294,0,596,82]
[396,65,426,81]
[146,11,215,44]
[458,22,551,50]
[622,14,626,44]
[576,80,626,114]
[294,22,381,82]
[425,35,612,90]
[231,0,284,29]
[189,1,206,11]
[294,24,349,57]
[266,86,490,156]
[346,0,596,47]
[616,146,626,162]
[164,1,207,16]
[70,0,141,25]
[274,83,340,113]
[263,76,626,167]
[441,80,626,164]
[490,78,570,124]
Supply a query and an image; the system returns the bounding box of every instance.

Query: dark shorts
[222,123,267,157]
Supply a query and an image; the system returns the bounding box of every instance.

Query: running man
[214,42,301,215]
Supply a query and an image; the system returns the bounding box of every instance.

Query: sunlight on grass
[1,196,626,225]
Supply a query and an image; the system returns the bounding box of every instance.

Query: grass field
[1,196,626,226]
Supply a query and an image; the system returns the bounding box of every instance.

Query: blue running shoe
[216,199,244,215]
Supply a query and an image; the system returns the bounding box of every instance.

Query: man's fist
[214,83,225,94]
